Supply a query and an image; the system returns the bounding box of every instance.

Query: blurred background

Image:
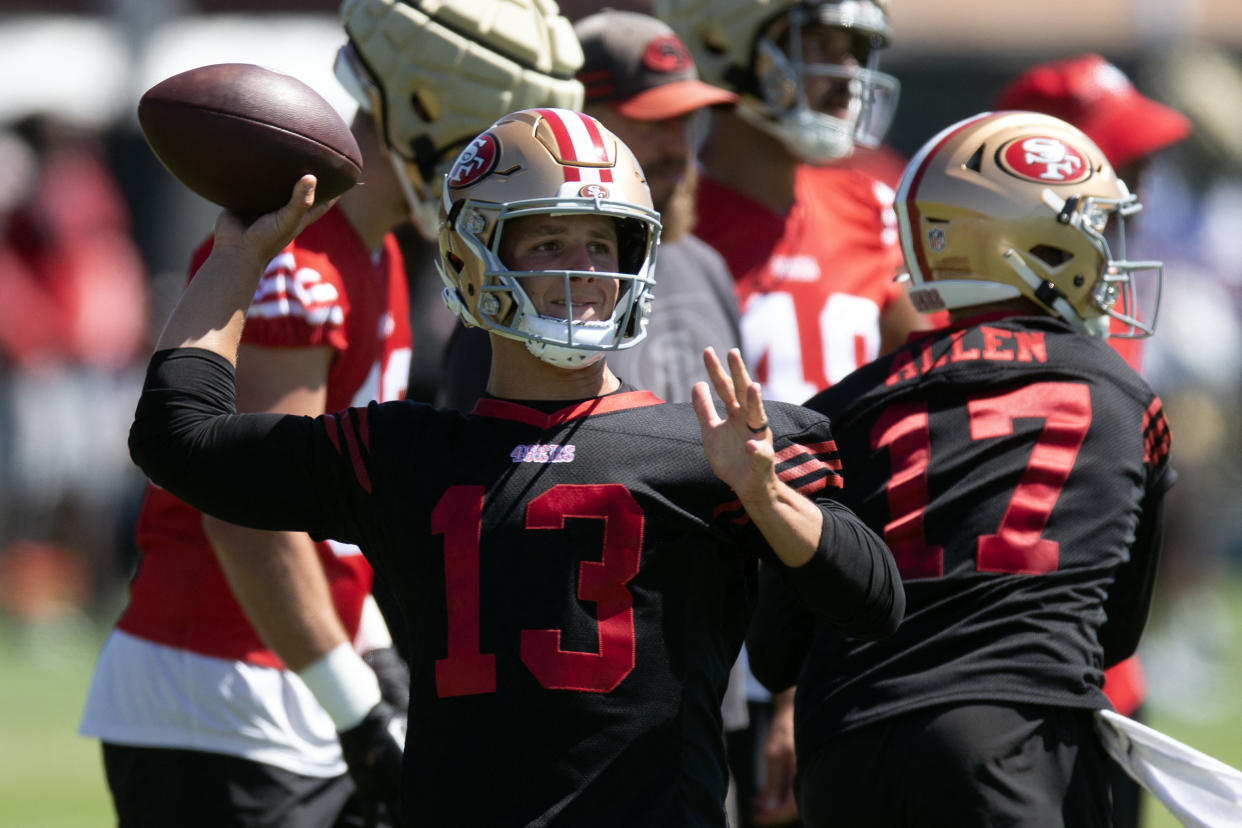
[1,2,1239,826]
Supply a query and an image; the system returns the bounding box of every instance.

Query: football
[138,63,362,217]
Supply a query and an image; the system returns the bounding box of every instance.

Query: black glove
[339,700,406,827]
[362,647,410,714]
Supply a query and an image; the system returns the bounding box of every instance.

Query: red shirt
[696,166,904,402]
[118,207,411,667]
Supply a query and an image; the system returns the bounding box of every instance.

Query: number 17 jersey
[794,315,1173,744]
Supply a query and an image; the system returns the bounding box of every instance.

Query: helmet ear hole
[1029,244,1072,267]
[965,146,985,172]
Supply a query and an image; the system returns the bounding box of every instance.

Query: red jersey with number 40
[695,166,904,402]
[118,207,411,667]
[792,314,1173,744]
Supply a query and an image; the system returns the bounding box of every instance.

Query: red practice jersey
[695,166,904,402]
[118,206,411,667]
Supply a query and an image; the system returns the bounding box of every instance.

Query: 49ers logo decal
[997,135,1091,184]
[642,35,691,74]
[448,132,500,189]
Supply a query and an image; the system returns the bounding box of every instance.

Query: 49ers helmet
[655,0,898,163]
[897,110,1162,338]
[334,0,584,238]
[437,108,662,369]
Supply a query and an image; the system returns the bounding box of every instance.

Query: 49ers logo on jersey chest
[511,443,576,464]
[997,135,1092,184]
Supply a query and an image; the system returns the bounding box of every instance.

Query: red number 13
[431,483,643,698]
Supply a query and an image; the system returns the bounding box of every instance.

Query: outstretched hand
[691,347,777,502]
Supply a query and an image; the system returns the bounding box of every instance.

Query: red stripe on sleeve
[712,498,750,525]
[339,416,372,493]
[355,407,370,451]
[775,442,842,469]
[324,415,342,453]
[1141,397,1171,466]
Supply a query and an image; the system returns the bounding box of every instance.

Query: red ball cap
[994,53,1191,169]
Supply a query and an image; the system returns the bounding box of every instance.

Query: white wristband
[296,642,382,731]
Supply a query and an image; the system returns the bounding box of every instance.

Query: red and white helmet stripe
[534,108,615,184]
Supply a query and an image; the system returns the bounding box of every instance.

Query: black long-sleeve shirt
[129,347,903,828]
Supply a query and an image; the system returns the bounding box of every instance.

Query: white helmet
[438,108,662,369]
[655,0,898,163]
[335,0,584,237]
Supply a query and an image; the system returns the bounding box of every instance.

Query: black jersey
[129,348,902,827]
[747,315,1173,765]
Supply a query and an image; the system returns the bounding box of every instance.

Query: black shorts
[101,742,364,828]
[795,703,1113,828]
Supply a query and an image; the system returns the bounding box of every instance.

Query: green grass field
[2,579,1239,828]
[0,616,113,827]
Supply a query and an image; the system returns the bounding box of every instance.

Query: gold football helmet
[896,110,1162,338]
[655,0,898,163]
[437,108,662,369]
[335,0,584,238]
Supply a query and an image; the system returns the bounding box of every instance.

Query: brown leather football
[138,63,361,216]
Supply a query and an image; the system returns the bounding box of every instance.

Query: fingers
[702,347,772,436]
[229,175,326,262]
[702,347,737,409]
[744,381,769,436]
[280,174,319,231]
[691,381,720,430]
[727,348,754,398]
[726,348,769,435]
[292,174,317,208]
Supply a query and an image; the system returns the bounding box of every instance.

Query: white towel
[1094,708,1242,828]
